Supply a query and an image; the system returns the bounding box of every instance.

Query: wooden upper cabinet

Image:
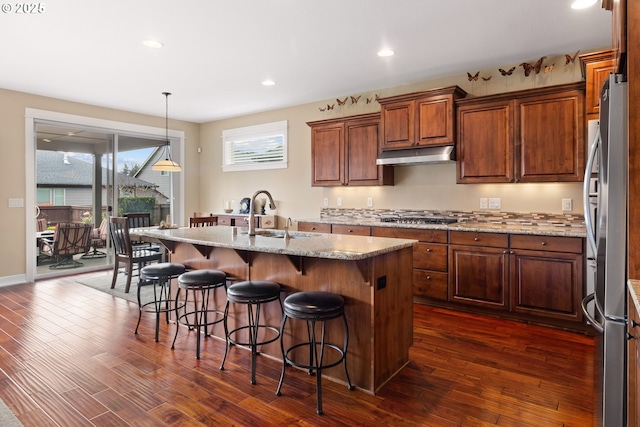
[310,122,345,186]
[457,99,514,183]
[580,50,617,121]
[456,82,585,183]
[308,113,393,187]
[378,86,466,150]
[515,88,585,182]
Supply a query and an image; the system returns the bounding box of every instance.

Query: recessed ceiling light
[571,0,597,9]
[378,49,395,57]
[143,40,163,49]
[262,79,276,86]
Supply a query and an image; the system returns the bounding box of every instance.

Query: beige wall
[199,51,594,223]
[0,48,602,281]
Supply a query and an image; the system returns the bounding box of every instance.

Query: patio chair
[109,217,162,293]
[82,218,108,259]
[40,223,92,269]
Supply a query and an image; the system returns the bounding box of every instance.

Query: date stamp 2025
[1,3,46,14]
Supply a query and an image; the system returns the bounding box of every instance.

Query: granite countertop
[301,209,587,238]
[133,226,415,261]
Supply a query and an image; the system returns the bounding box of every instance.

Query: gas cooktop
[380,216,459,225]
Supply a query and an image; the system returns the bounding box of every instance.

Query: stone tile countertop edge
[133,226,416,261]
[299,208,587,238]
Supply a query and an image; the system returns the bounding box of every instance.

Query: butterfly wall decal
[565,50,580,65]
[366,97,374,104]
[467,71,479,81]
[326,104,335,110]
[499,67,515,76]
[350,95,361,104]
[375,94,381,102]
[482,76,492,81]
[319,106,326,112]
[336,97,348,106]
[520,57,546,77]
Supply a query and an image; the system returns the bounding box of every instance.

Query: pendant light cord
[163,91,171,159]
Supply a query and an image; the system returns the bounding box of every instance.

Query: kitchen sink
[242,230,316,239]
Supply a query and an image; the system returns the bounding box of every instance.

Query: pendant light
[152,92,181,172]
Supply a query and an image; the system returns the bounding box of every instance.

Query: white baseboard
[0,275,28,287]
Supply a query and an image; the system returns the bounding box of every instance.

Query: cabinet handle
[426,248,431,252]
[632,320,640,328]
[474,237,479,241]
[503,250,508,254]
[426,275,431,280]
[541,241,547,246]
[628,332,636,341]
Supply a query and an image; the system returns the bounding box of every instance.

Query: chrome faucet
[284,217,293,239]
[248,190,276,236]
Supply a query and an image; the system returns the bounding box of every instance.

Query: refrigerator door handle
[583,128,600,256]
[581,293,604,333]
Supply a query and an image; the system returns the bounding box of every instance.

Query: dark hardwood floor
[0,273,594,426]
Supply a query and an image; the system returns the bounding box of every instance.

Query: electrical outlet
[337,197,343,207]
[323,197,329,207]
[367,197,373,207]
[479,198,488,209]
[488,198,501,210]
[562,198,573,212]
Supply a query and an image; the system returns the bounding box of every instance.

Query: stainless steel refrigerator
[582,73,628,427]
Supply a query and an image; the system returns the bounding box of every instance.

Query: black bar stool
[137,262,186,342]
[172,269,227,359]
[275,291,354,415]
[220,280,282,384]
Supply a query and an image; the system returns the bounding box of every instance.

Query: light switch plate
[367,197,373,207]
[488,198,501,210]
[479,198,488,209]
[337,197,343,207]
[8,198,23,208]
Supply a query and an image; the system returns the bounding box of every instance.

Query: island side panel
[372,246,414,392]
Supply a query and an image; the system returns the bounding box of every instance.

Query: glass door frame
[25,108,185,283]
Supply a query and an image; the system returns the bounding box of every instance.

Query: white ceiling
[1,0,611,124]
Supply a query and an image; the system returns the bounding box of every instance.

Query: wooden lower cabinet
[373,227,448,300]
[449,231,510,310]
[297,221,331,233]
[330,224,371,236]
[510,234,583,322]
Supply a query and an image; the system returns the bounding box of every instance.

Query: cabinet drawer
[217,216,233,226]
[413,270,448,300]
[413,243,447,271]
[298,222,331,233]
[372,227,448,243]
[332,224,371,236]
[510,234,583,254]
[449,231,508,247]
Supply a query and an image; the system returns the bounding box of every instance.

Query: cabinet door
[311,124,344,186]
[629,294,640,427]
[515,90,584,182]
[345,117,393,186]
[580,50,617,120]
[449,245,509,310]
[381,100,414,150]
[457,100,514,183]
[510,249,583,321]
[415,94,454,146]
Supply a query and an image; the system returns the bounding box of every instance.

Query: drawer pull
[426,275,431,280]
[426,248,431,252]
[474,237,479,241]
[541,241,547,246]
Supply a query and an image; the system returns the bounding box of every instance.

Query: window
[222,120,287,172]
[37,188,65,205]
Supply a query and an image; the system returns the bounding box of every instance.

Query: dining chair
[109,217,162,293]
[189,216,218,227]
[124,212,152,247]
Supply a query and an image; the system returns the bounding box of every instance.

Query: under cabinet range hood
[376,145,455,166]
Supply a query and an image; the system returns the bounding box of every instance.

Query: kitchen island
[135,226,416,395]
